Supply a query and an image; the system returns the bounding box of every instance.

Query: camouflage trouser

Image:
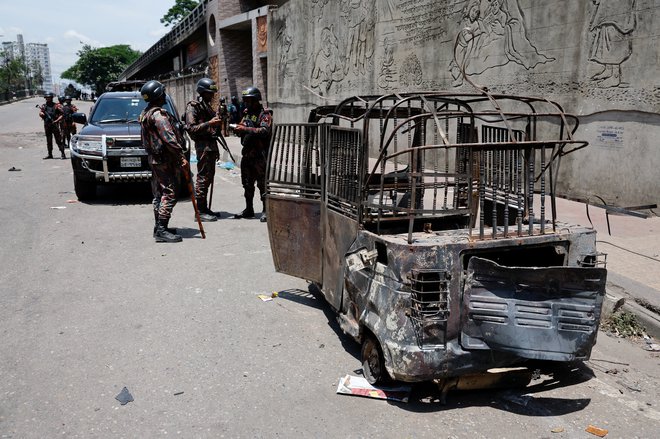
[63,121,76,144]
[194,147,218,203]
[151,161,180,220]
[240,154,266,202]
[44,122,64,154]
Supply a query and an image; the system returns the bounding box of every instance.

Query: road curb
[603,273,660,339]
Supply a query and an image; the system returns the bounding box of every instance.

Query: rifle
[36,104,53,123]
[213,132,236,163]
[182,163,206,239]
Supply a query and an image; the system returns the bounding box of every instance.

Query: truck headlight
[71,135,103,155]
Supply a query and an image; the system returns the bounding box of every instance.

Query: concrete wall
[268,0,660,207]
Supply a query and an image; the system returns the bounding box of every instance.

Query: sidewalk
[218,134,660,337]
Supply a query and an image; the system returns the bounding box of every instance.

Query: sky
[0,1,174,88]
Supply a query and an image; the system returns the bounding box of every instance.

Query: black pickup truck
[69,81,188,200]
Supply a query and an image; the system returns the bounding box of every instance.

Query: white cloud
[63,30,103,48]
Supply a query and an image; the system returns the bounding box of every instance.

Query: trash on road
[218,161,235,170]
[173,391,184,396]
[644,342,660,351]
[336,374,411,403]
[257,294,273,302]
[115,387,134,405]
[585,425,608,437]
[8,166,21,171]
[49,206,66,209]
[66,199,78,203]
[550,427,565,433]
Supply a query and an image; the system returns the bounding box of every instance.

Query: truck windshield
[90,97,175,124]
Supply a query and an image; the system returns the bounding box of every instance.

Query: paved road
[1,97,659,438]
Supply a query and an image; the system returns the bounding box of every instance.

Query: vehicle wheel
[73,175,96,200]
[361,335,389,385]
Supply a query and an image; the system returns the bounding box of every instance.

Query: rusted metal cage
[269,92,587,244]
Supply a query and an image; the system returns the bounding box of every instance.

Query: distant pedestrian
[232,86,272,222]
[62,96,78,147]
[228,96,239,135]
[38,92,66,159]
[139,80,188,243]
[218,97,229,137]
[185,78,223,222]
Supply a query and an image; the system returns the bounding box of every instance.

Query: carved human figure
[310,27,345,93]
[589,0,637,88]
[449,0,554,86]
[341,0,375,76]
[277,26,293,77]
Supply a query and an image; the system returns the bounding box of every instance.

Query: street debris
[257,292,280,302]
[336,374,411,403]
[49,206,66,210]
[8,166,21,171]
[66,199,78,203]
[550,427,565,433]
[218,161,235,170]
[115,387,134,405]
[173,391,184,396]
[585,424,608,437]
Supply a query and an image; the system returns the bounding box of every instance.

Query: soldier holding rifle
[38,92,66,159]
[139,80,189,243]
[185,78,224,222]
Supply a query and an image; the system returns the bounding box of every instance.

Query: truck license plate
[120,157,141,168]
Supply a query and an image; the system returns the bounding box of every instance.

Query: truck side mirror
[72,112,87,125]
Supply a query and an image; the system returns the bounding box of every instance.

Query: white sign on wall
[594,125,624,148]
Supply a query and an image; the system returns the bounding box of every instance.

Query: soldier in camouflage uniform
[185,78,223,222]
[38,92,66,159]
[232,86,273,222]
[62,96,78,147]
[139,80,188,243]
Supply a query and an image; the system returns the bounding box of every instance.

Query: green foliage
[161,0,199,27]
[61,44,142,95]
[601,311,646,338]
[0,51,29,98]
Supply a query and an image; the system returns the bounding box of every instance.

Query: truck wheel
[361,335,389,385]
[73,175,96,200]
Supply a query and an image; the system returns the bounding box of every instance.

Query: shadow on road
[278,285,596,415]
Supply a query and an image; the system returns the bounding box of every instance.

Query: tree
[61,44,141,95]
[161,0,199,27]
[0,51,28,100]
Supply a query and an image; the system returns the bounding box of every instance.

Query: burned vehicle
[265,91,607,385]
[69,81,187,200]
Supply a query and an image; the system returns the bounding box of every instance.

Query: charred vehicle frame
[265,90,607,385]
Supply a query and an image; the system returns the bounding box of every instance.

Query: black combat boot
[233,198,254,219]
[196,199,218,222]
[153,211,177,237]
[155,218,182,243]
[43,153,53,159]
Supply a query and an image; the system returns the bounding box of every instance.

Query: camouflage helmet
[140,80,166,103]
[196,78,218,95]
[242,86,261,101]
